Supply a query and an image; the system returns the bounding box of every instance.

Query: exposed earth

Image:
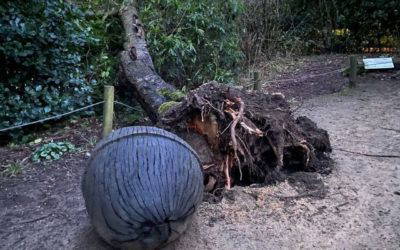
[168,77,400,249]
[1,55,399,249]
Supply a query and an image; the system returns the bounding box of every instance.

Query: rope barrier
[114,101,142,112]
[266,68,346,84]
[245,67,346,87]
[245,59,397,88]
[0,100,143,133]
[0,101,105,133]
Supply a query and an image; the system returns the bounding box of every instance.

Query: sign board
[363,57,394,70]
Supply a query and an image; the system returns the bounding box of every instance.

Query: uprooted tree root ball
[161,82,333,192]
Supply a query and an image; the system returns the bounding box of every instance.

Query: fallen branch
[18,214,52,224]
[335,148,400,158]
[379,126,400,133]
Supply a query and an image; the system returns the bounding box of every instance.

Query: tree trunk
[118,2,176,123]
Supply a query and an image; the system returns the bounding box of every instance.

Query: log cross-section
[119,3,176,122]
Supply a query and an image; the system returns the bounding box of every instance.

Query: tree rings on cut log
[160,82,333,192]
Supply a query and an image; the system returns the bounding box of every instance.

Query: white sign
[363,58,394,70]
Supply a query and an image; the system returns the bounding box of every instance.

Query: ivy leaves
[0,0,95,131]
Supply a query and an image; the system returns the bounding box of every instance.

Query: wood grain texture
[82,126,203,249]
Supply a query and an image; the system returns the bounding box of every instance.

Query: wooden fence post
[102,85,114,138]
[253,71,261,91]
[349,56,357,87]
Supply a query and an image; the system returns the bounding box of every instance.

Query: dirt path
[1,77,399,249]
[168,78,400,249]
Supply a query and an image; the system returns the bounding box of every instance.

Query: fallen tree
[117,2,333,192]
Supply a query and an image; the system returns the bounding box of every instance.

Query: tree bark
[118,2,176,122]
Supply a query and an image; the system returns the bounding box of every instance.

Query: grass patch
[1,163,23,177]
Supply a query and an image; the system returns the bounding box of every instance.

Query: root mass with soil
[161,82,333,192]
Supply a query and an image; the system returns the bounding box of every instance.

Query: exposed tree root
[223,155,233,189]
[204,175,217,192]
[161,83,333,191]
[226,98,244,188]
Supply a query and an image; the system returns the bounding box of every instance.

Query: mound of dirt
[161,82,333,191]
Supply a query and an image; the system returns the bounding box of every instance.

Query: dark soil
[0,118,107,249]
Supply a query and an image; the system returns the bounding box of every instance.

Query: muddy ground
[1,56,400,249]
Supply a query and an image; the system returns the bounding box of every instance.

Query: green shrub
[241,0,400,56]
[285,0,400,52]
[138,0,244,86]
[0,0,97,131]
[83,7,124,101]
[32,141,76,162]
[241,0,308,60]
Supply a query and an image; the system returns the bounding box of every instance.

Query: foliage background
[0,0,399,134]
[0,0,96,131]
[138,0,244,87]
[241,0,400,61]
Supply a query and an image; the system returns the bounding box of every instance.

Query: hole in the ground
[204,143,321,199]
